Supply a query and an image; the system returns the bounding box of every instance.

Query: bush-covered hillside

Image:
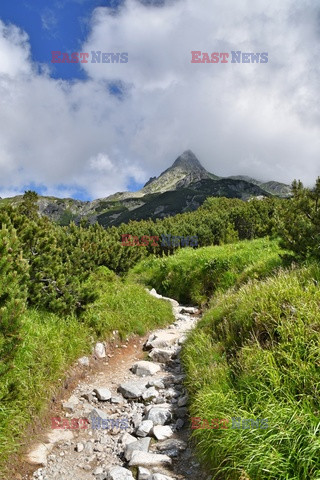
[129,238,283,305]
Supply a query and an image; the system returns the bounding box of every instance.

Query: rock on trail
[27,290,205,480]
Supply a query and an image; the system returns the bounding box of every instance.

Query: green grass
[181,264,320,480]
[0,267,173,476]
[129,238,283,305]
[82,266,174,338]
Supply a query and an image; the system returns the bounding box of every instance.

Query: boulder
[155,438,187,457]
[124,437,151,461]
[26,444,51,467]
[107,466,134,480]
[152,425,173,441]
[128,451,172,467]
[144,331,180,350]
[93,387,112,401]
[89,407,109,421]
[132,361,161,376]
[136,420,153,437]
[145,406,172,425]
[118,381,145,399]
[149,349,173,363]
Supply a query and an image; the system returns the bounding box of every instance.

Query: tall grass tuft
[181,264,320,480]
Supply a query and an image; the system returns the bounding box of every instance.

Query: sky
[0,0,319,200]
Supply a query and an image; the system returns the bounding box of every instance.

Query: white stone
[145,331,180,350]
[118,381,146,399]
[121,432,137,447]
[142,387,158,402]
[67,395,79,405]
[147,378,165,389]
[124,437,151,461]
[78,356,90,366]
[46,430,73,444]
[178,335,187,345]
[132,361,161,376]
[138,466,151,480]
[26,430,73,466]
[152,425,173,441]
[93,387,112,401]
[76,443,84,452]
[161,296,179,308]
[94,342,106,359]
[89,407,109,423]
[129,451,172,467]
[107,466,134,480]
[136,420,153,437]
[148,288,162,299]
[94,466,104,475]
[26,444,51,466]
[62,402,75,412]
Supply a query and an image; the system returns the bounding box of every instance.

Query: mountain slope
[228,175,290,197]
[0,150,291,227]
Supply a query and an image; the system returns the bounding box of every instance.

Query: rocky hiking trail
[24,289,210,480]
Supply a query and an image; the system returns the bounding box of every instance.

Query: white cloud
[0,0,319,201]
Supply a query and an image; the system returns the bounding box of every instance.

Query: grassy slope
[129,238,283,305]
[181,264,320,480]
[130,238,320,478]
[0,267,173,474]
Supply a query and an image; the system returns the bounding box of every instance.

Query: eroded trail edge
[26,289,208,480]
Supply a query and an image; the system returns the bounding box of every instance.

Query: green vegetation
[129,238,283,305]
[181,264,320,479]
[277,178,320,260]
[83,267,174,338]
[1,176,320,479]
[116,196,278,254]
[0,267,173,472]
[128,178,320,479]
[0,222,28,377]
[58,208,78,226]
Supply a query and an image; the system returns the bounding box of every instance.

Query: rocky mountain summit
[140,150,217,195]
[0,151,291,228]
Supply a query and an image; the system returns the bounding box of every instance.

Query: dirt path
[22,290,209,480]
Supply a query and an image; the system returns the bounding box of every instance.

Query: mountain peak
[171,150,205,172]
[140,150,212,195]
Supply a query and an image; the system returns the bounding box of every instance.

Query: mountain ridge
[0,150,291,227]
